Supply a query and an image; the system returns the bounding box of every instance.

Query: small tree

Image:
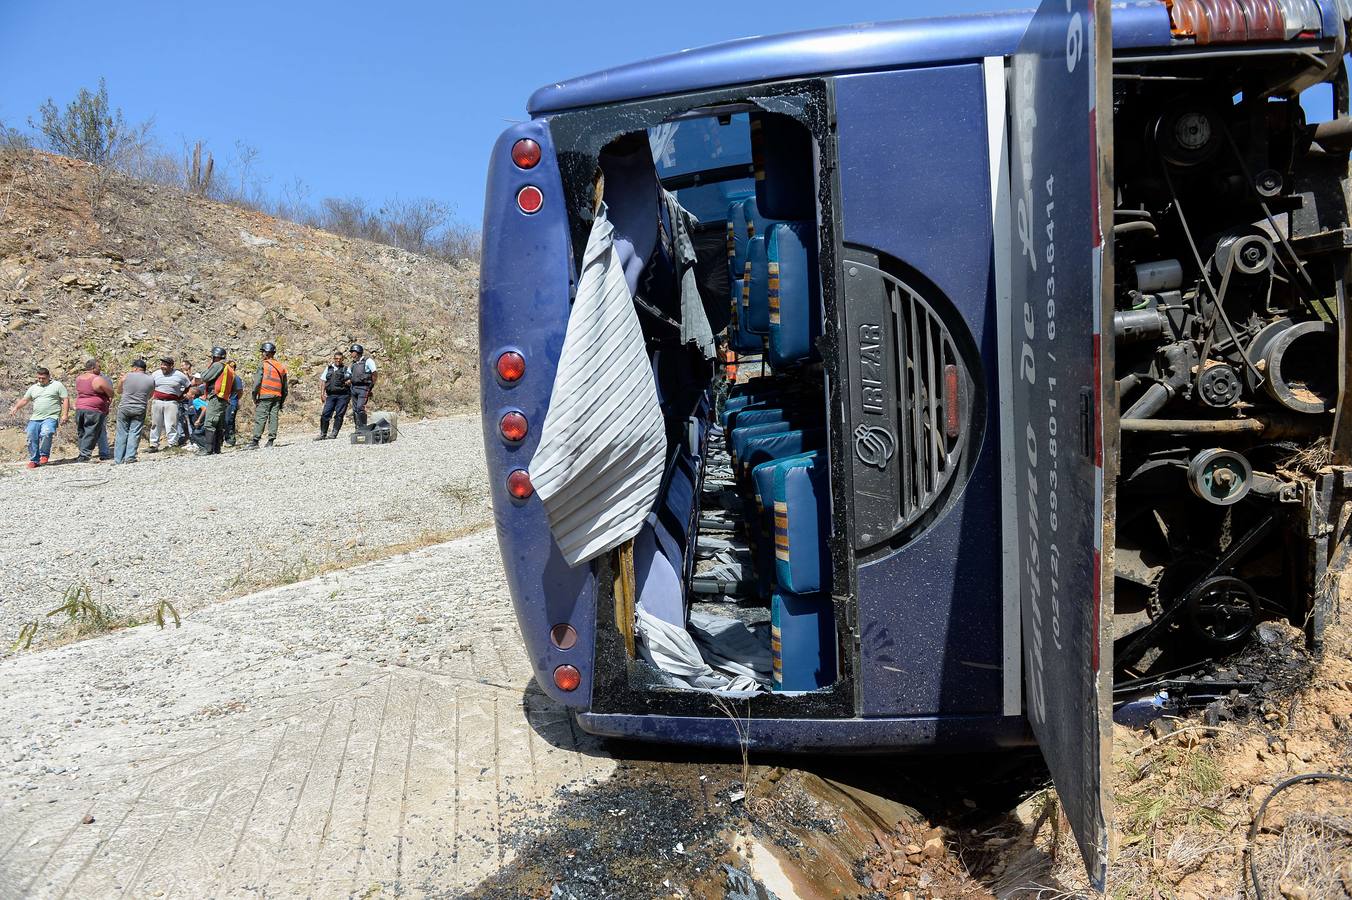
[31,78,152,214]
[32,78,124,166]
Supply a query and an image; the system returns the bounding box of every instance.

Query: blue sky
[0,0,1013,229]
[0,1,1340,232]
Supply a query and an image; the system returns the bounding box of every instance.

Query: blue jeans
[25,418,58,464]
[320,393,350,435]
[113,408,145,462]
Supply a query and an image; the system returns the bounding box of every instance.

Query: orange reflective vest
[214,363,236,400]
[258,358,287,398]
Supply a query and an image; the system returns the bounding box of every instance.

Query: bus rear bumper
[576,711,1035,752]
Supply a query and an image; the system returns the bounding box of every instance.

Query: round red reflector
[517,185,543,214]
[500,411,528,443]
[496,351,525,383]
[550,623,578,650]
[506,469,533,499]
[511,138,541,170]
[553,664,581,692]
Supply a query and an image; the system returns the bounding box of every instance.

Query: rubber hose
[1245,772,1352,899]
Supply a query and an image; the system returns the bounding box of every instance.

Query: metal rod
[1120,416,1328,438]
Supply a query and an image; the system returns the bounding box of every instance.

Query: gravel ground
[0,413,490,653]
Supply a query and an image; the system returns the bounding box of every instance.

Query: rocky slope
[0,149,478,442]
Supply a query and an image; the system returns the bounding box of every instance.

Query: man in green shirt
[7,367,70,468]
[193,346,235,456]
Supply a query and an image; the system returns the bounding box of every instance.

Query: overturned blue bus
[481,0,1352,882]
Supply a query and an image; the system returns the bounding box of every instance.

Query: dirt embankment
[0,149,479,455]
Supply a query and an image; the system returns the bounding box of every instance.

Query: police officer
[245,341,289,449]
[195,347,236,455]
[348,343,378,430]
[316,350,351,440]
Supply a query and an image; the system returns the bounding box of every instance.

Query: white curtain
[531,203,668,566]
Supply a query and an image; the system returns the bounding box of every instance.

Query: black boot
[198,429,216,455]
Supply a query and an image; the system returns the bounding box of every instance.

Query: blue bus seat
[727,406,789,431]
[740,427,824,477]
[771,451,830,594]
[771,591,836,691]
[746,236,771,335]
[741,195,774,245]
[732,263,761,350]
[731,420,794,466]
[750,451,815,596]
[751,113,816,221]
[767,222,821,368]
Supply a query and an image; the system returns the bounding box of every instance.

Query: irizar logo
[853,424,895,469]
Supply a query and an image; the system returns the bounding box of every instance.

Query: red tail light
[500,411,528,443]
[496,350,525,383]
[507,469,534,499]
[517,186,543,214]
[512,138,541,170]
[943,363,962,439]
[553,664,581,691]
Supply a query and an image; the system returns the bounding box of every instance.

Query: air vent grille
[886,274,968,528]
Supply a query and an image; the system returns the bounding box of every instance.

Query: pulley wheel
[1187,448,1252,506]
[1184,575,1259,646]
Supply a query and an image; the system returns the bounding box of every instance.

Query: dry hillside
[0,149,478,444]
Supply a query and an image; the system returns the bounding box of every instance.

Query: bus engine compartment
[1109,49,1350,679]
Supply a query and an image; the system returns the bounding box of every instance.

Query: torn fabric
[661,189,716,360]
[531,203,667,566]
[635,603,768,693]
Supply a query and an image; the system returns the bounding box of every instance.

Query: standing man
[113,359,154,464]
[316,350,350,440]
[223,359,244,447]
[245,341,288,449]
[195,346,236,455]
[8,367,69,468]
[348,343,378,431]
[148,357,190,452]
[73,359,114,462]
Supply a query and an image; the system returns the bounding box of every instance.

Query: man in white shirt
[147,357,191,452]
[347,343,379,430]
[316,350,351,440]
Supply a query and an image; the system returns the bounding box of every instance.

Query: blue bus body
[482,0,1352,882]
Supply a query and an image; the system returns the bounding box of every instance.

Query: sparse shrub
[366,315,434,416]
[46,580,121,637]
[0,118,31,153]
[11,620,38,652]
[438,477,482,514]
[153,599,180,629]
